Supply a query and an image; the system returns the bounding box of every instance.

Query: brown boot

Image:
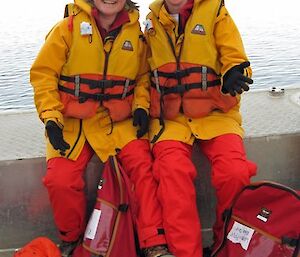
[59,240,78,257]
[144,245,175,257]
[203,246,212,257]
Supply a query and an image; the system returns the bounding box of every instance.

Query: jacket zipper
[66,119,82,158]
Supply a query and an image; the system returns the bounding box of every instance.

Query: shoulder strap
[64,4,70,18]
[217,0,224,17]
[63,3,82,31]
[64,3,81,18]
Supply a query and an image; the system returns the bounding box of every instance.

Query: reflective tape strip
[153,69,161,93]
[74,75,80,97]
[121,79,130,99]
[202,66,207,90]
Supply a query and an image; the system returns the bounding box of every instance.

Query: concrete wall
[0,134,299,250]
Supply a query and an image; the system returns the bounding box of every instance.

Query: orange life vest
[150,62,237,119]
[58,4,141,121]
[146,0,238,120]
[58,74,135,121]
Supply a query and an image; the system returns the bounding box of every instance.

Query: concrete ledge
[0,133,299,250]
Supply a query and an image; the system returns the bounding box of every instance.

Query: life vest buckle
[95,93,110,101]
[78,96,87,103]
[175,69,189,80]
[90,79,114,89]
[174,84,189,94]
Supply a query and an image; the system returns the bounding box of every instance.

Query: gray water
[0,0,300,111]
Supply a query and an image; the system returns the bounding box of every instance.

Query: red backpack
[73,156,139,257]
[212,181,300,257]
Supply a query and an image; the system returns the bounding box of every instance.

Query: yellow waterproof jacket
[30,0,150,161]
[145,0,252,144]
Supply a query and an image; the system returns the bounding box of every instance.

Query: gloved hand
[222,61,253,96]
[45,120,70,153]
[133,108,149,138]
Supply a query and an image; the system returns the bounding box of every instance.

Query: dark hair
[126,0,139,10]
[85,0,139,10]
[86,0,94,6]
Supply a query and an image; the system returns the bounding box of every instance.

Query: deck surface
[0,250,14,257]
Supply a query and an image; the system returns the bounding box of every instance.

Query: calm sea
[0,0,299,111]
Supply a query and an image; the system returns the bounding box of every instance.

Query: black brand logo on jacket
[256,207,272,222]
[122,40,133,51]
[191,24,206,35]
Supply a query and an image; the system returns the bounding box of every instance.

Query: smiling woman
[29,0,174,256]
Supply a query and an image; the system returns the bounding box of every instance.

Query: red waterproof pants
[44,140,166,248]
[152,134,257,257]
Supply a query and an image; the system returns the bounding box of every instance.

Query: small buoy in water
[269,86,285,97]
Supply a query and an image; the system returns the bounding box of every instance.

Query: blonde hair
[85,0,139,10]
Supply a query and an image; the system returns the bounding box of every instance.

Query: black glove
[133,108,149,138]
[45,120,70,153]
[222,61,253,96]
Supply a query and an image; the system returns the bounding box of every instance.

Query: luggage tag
[227,221,255,250]
[84,209,102,240]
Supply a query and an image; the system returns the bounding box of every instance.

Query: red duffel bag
[212,181,300,257]
[73,156,139,257]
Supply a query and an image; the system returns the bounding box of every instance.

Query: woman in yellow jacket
[144,0,257,256]
[30,1,173,256]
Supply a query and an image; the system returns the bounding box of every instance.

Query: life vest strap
[58,84,134,103]
[60,75,136,90]
[151,66,218,79]
[150,79,221,95]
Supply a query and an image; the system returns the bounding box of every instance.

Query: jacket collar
[92,8,130,39]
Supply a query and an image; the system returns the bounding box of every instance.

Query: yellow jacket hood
[74,0,92,15]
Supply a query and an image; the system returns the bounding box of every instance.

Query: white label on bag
[256,214,268,222]
[227,221,255,250]
[84,209,102,240]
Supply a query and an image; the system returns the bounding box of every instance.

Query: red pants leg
[152,140,202,257]
[118,139,167,248]
[43,143,94,242]
[199,134,257,247]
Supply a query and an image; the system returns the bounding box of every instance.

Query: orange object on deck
[14,237,60,257]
